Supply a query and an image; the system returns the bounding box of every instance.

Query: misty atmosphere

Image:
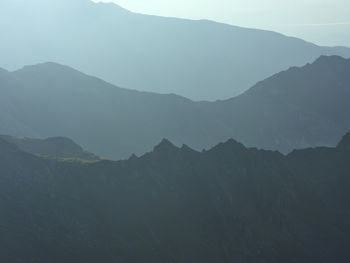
[0,0,350,262]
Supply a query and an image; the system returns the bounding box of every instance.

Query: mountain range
[1,131,350,262]
[0,0,350,100]
[2,1,350,262]
[1,55,349,159]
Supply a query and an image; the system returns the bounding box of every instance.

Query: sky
[92,0,350,47]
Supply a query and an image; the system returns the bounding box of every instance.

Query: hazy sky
[92,0,350,47]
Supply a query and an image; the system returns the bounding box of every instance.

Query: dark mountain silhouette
[0,133,350,262]
[0,135,100,160]
[0,55,349,159]
[0,0,349,100]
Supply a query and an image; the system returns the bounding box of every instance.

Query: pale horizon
[92,0,350,47]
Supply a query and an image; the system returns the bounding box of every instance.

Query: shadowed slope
[0,135,100,160]
[0,133,350,262]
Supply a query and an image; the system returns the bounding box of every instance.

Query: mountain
[0,135,100,160]
[0,62,228,159]
[0,0,350,100]
[203,55,350,152]
[0,55,349,159]
[1,133,350,262]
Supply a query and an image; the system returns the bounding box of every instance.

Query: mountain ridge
[1,0,350,100]
[1,130,350,262]
[0,55,349,159]
[0,135,100,160]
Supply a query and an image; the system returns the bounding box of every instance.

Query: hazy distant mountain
[0,62,227,159]
[0,55,349,159]
[1,132,350,262]
[0,135,100,160]
[0,0,350,100]
[203,55,350,152]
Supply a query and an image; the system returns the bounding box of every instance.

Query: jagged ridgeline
[0,133,350,262]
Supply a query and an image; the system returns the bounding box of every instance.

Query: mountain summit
[153,139,178,153]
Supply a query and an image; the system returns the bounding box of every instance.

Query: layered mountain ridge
[0,55,349,159]
[1,1,349,262]
[2,55,350,159]
[1,0,350,100]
